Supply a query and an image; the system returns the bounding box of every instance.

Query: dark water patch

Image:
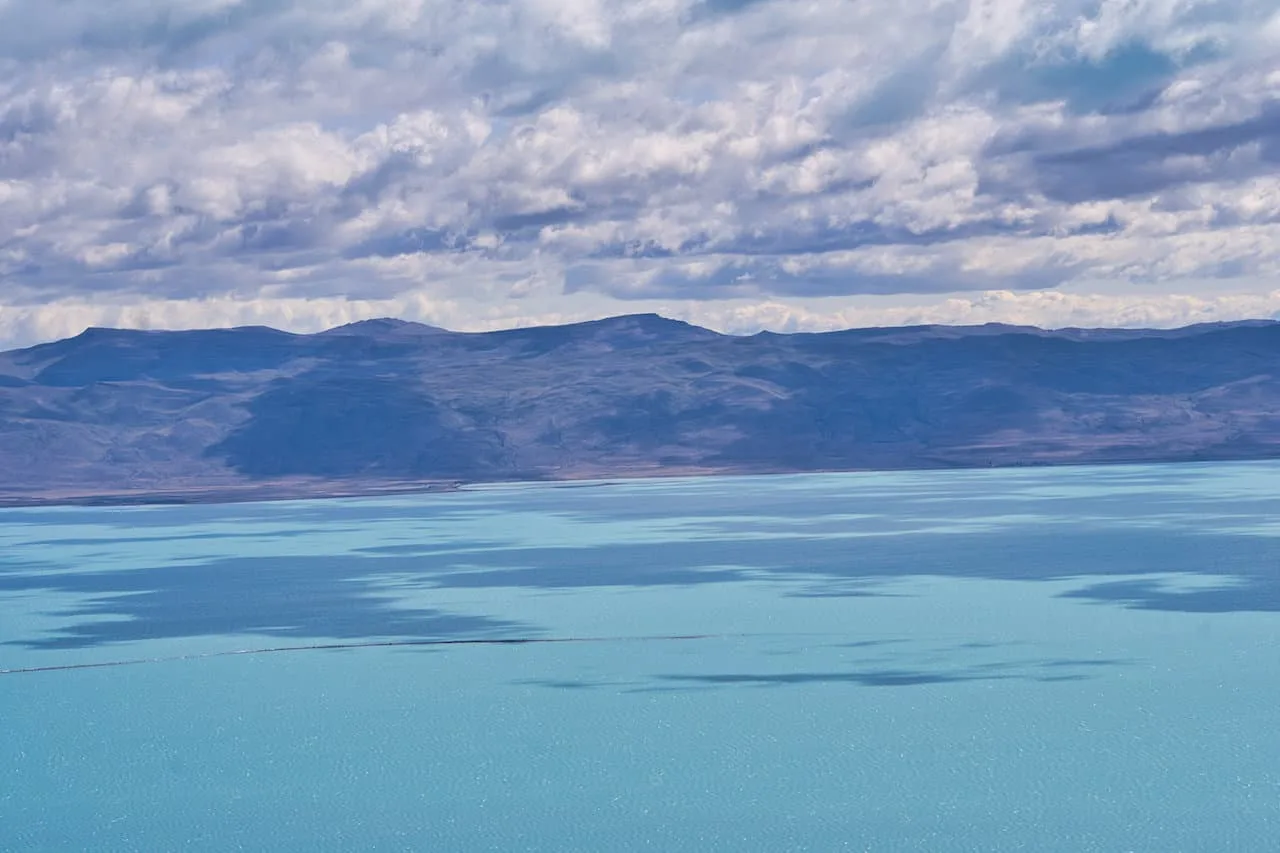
[411,526,1280,616]
[549,482,620,489]
[354,541,514,557]
[1061,577,1271,613]
[786,583,905,599]
[5,474,1280,654]
[658,670,996,687]
[0,558,63,576]
[1039,658,1131,669]
[521,646,1132,691]
[833,639,911,649]
[653,657,1130,689]
[3,522,1278,654]
[0,553,530,650]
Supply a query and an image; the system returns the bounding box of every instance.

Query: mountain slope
[1,314,1279,503]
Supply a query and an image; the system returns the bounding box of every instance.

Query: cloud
[0,0,1279,348]
[5,283,1280,352]
[675,287,1280,334]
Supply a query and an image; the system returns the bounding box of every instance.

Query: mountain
[2,313,1279,504]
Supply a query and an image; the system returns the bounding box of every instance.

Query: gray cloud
[1028,106,1280,203]
[0,0,1279,343]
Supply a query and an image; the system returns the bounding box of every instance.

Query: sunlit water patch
[4,461,1280,850]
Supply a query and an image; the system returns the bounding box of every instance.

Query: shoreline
[3,454,1279,509]
[0,478,464,509]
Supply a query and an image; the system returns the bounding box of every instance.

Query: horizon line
[7,310,1280,355]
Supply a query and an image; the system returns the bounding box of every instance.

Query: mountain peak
[319,318,446,337]
[570,313,722,340]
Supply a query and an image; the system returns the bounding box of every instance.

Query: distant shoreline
[4,455,1278,509]
[0,479,464,509]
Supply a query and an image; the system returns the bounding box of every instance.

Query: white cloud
[0,0,1279,347]
[7,283,1280,352]
[672,286,1280,334]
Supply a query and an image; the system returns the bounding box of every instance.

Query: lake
[3,461,1280,851]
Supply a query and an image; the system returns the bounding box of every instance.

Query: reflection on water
[2,461,1280,656]
[3,461,1280,850]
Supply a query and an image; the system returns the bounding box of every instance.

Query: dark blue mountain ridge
[1,314,1278,504]
[319,317,448,338]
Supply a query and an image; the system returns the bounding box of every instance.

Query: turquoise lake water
[3,462,1280,851]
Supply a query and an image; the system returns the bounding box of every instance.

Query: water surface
[4,462,1280,850]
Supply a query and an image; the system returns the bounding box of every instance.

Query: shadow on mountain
[209,372,509,478]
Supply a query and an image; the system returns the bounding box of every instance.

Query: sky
[2,0,1280,349]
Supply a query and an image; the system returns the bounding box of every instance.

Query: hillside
[2,314,1279,504]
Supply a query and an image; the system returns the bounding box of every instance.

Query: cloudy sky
[2,0,1280,348]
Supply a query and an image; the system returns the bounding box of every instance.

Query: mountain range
[2,313,1279,505]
